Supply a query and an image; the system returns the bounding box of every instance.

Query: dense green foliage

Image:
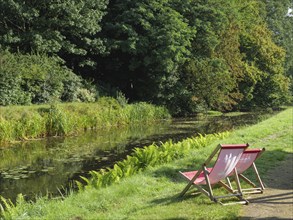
[176,0,291,112]
[98,0,194,106]
[262,0,293,94]
[0,0,108,68]
[0,0,291,114]
[0,50,96,105]
[0,99,170,143]
[0,108,292,219]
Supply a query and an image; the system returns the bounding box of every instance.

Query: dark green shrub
[0,50,96,105]
[0,51,31,105]
[62,76,97,103]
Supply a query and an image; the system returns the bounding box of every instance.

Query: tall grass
[0,98,170,143]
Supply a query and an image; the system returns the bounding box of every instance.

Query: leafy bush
[0,50,96,106]
[0,51,31,105]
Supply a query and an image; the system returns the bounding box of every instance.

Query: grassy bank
[0,108,292,219]
[0,98,170,143]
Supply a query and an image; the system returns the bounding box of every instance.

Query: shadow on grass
[150,166,215,206]
[247,191,293,205]
[241,217,292,220]
[152,166,184,182]
[243,150,293,190]
[150,190,206,206]
[261,152,293,190]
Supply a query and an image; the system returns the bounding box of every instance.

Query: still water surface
[0,112,273,201]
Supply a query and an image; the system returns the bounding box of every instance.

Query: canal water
[0,112,273,201]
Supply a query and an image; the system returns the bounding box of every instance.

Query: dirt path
[240,153,293,219]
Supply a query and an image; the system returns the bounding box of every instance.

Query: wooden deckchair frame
[226,148,266,195]
[179,144,249,205]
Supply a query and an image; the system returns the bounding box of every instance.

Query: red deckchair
[226,148,265,194]
[179,144,249,205]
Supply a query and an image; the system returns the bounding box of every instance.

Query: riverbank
[0,98,170,143]
[0,108,292,219]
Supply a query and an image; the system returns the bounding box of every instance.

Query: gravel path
[240,153,293,219]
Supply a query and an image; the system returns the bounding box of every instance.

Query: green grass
[0,108,292,220]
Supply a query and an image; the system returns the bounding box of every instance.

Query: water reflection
[0,112,273,201]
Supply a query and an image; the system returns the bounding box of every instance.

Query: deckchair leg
[235,173,263,194]
[226,177,233,190]
[234,168,242,195]
[179,180,194,197]
[179,171,211,198]
[239,174,257,187]
[233,168,248,204]
[218,180,234,193]
[179,182,192,197]
[179,169,203,197]
[192,185,211,198]
[252,162,265,190]
[203,166,214,201]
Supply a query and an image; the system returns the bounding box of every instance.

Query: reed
[0,98,170,143]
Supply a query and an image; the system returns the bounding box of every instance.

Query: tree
[261,0,293,95]
[0,0,290,112]
[239,24,290,108]
[98,0,194,105]
[0,0,108,70]
[175,0,290,111]
[171,0,243,112]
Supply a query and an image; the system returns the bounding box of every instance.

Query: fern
[78,131,230,190]
[75,180,85,191]
[0,195,15,219]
